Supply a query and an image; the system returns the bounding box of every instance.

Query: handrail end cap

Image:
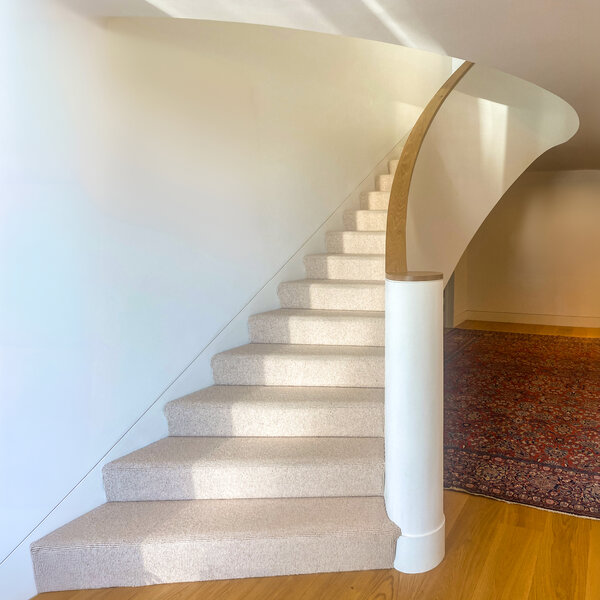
[386,271,443,282]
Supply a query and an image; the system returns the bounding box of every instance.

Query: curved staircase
[30,159,401,592]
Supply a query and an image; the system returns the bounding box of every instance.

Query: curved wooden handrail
[385,61,475,279]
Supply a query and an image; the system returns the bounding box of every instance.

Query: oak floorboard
[442,487,469,533]
[457,319,600,338]
[527,513,591,600]
[585,522,600,600]
[469,502,543,600]
[406,494,505,600]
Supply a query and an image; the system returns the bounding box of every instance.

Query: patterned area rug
[444,328,600,518]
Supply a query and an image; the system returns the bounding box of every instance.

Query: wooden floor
[34,321,600,600]
[457,319,600,338]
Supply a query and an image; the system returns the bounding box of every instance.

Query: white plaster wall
[453,170,600,328]
[0,5,452,597]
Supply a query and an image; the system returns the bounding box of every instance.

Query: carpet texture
[444,328,600,518]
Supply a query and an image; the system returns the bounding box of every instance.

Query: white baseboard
[452,310,470,327]
[456,310,600,329]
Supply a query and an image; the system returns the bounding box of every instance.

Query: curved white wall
[454,170,600,328]
[0,5,453,598]
[405,64,579,281]
[118,0,600,172]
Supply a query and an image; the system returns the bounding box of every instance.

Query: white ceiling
[79,0,600,170]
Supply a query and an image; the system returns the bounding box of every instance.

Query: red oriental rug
[443,328,600,518]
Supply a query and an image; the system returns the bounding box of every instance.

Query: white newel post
[384,272,445,574]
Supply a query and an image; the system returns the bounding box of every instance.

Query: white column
[384,272,445,574]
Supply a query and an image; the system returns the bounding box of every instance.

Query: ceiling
[85,0,600,170]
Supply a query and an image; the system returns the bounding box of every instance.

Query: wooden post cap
[386,271,443,281]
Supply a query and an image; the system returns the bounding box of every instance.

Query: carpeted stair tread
[249,308,384,345]
[103,436,384,501]
[31,496,400,592]
[304,254,385,281]
[326,231,386,254]
[165,385,384,437]
[211,343,384,387]
[277,279,385,311]
[343,209,387,231]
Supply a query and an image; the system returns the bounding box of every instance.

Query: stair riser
[343,210,387,231]
[103,462,383,502]
[389,159,399,174]
[277,282,385,311]
[377,174,393,192]
[360,191,389,210]
[33,532,395,592]
[304,256,384,281]
[326,231,385,254]
[249,315,384,346]
[166,403,384,437]
[212,354,384,387]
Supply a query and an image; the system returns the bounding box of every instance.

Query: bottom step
[31,497,399,592]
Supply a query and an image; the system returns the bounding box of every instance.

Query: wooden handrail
[385,61,475,279]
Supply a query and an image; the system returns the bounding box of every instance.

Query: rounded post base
[393,519,445,574]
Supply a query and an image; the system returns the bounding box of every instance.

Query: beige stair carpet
[343,209,388,231]
[278,279,385,311]
[31,158,399,592]
[32,497,399,592]
[103,436,384,501]
[361,190,391,210]
[211,343,384,387]
[248,309,384,346]
[304,253,385,280]
[326,230,386,254]
[165,385,384,437]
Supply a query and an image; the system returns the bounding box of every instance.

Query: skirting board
[454,310,600,329]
